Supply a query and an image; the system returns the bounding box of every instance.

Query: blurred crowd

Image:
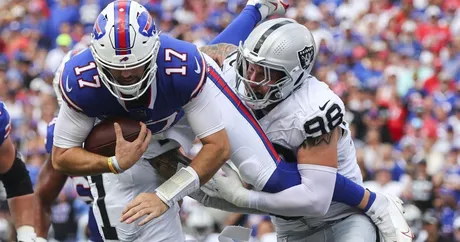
[0,0,459,241]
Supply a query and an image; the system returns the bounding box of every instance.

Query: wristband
[109,156,124,174]
[107,157,118,174]
[155,166,200,207]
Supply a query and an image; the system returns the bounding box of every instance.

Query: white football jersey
[222,55,363,231]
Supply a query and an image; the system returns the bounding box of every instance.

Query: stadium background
[0,0,459,241]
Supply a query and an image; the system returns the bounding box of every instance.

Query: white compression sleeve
[247,164,337,217]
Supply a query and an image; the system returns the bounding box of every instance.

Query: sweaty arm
[34,154,67,238]
[183,88,230,184]
[51,102,109,176]
[155,86,230,207]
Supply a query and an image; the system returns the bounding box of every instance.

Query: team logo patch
[93,14,108,40]
[297,45,315,70]
[137,11,156,37]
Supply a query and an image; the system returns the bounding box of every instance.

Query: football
[84,117,141,157]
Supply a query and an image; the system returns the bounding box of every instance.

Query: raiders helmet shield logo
[297,45,315,70]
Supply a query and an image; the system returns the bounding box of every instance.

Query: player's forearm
[199,44,237,68]
[190,142,230,185]
[155,131,230,207]
[247,165,336,217]
[8,194,35,228]
[52,146,110,176]
[159,89,230,207]
[34,159,67,237]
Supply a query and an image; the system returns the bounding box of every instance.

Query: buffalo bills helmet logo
[93,14,108,40]
[137,11,156,37]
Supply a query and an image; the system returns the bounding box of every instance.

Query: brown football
[84,117,141,157]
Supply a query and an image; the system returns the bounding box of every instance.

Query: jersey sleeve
[59,62,87,114]
[172,47,207,106]
[0,102,11,146]
[182,53,225,139]
[58,49,102,117]
[53,102,95,149]
[45,118,57,154]
[301,81,346,139]
[53,49,84,106]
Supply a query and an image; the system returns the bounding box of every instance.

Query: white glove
[365,193,414,242]
[190,184,265,214]
[200,177,222,198]
[212,164,250,207]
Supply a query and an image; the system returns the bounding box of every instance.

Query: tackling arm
[190,188,267,215]
[199,44,237,68]
[34,154,68,238]
[210,97,346,216]
[245,128,340,216]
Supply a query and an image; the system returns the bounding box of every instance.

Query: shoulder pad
[0,102,11,146]
[59,49,108,116]
[301,78,346,138]
[158,35,207,106]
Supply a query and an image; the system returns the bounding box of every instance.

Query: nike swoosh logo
[319,100,330,111]
[65,76,72,92]
[194,57,201,74]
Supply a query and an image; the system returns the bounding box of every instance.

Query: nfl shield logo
[297,45,315,70]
